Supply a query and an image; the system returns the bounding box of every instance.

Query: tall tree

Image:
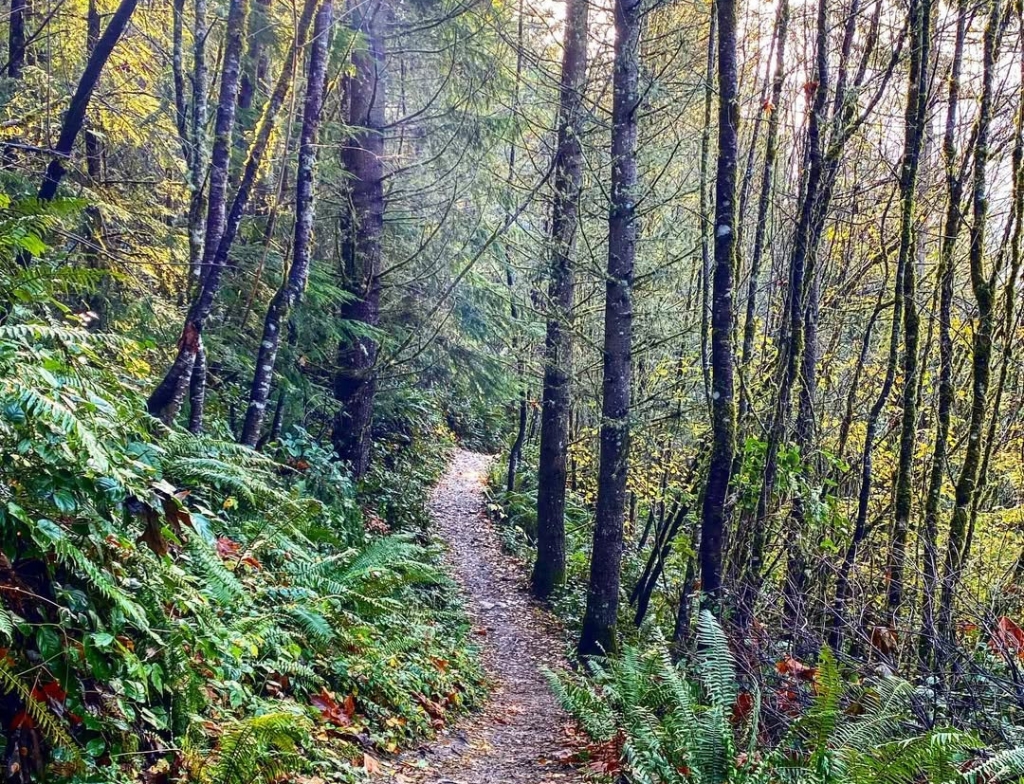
[577,0,640,658]
[919,0,968,668]
[938,0,1002,645]
[531,0,590,599]
[332,0,387,477]
[739,0,788,407]
[241,0,334,448]
[886,0,934,621]
[698,0,738,611]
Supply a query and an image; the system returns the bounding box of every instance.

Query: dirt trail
[383,449,584,784]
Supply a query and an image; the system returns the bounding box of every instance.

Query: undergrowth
[553,612,1024,784]
[0,210,484,784]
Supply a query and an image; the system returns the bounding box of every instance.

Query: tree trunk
[698,0,739,612]
[35,0,139,204]
[7,0,26,78]
[188,0,210,280]
[239,0,272,109]
[887,0,934,623]
[577,0,639,659]
[505,3,526,495]
[938,0,1002,646]
[332,0,387,478]
[83,0,103,182]
[531,0,589,599]
[188,339,206,434]
[739,0,788,418]
[241,0,333,447]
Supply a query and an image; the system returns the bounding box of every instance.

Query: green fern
[204,712,310,784]
[0,657,80,763]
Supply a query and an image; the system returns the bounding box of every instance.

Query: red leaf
[775,655,817,682]
[311,689,353,726]
[869,625,897,656]
[215,537,261,569]
[989,616,1024,659]
[731,690,753,725]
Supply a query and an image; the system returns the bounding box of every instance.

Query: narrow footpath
[383,450,585,784]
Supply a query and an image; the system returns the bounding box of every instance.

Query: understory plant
[0,229,484,783]
[553,611,1024,784]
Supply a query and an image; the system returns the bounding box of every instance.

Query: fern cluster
[0,268,483,784]
[553,612,1024,784]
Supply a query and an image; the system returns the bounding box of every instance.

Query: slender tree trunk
[505,2,526,494]
[739,0,827,624]
[531,0,589,599]
[8,0,26,78]
[147,0,249,422]
[239,0,272,109]
[257,389,287,450]
[151,0,317,426]
[242,0,333,447]
[938,0,1001,647]
[172,0,188,145]
[577,0,640,659]
[83,0,103,182]
[739,0,788,419]
[188,340,206,434]
[188,0,210,280]
[697,4,716,411]
[887,0,934,622]
[332,0,387,477]
[35,0,139,204]
[698,0,739,612]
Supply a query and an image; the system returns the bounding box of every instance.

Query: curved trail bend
[383,450,584,784]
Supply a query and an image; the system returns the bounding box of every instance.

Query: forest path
[383,449,583,784]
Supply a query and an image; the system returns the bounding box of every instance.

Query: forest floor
[382,449,585,784]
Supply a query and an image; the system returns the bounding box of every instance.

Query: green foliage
[0,236,484,783]
[553,612,997,784]
[198,712,310,784]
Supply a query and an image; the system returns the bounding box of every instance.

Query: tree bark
[531,0,589,599]
[739,0,788,418]
[577,0,639,659]
[242,0,333,447]
[188,0,210,281]
[938,0,1003,645]
[7,0,26,79]
[698,0,739,612]
[35,0,139,204]
[332,0,387,478]
[887,0,934,622]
